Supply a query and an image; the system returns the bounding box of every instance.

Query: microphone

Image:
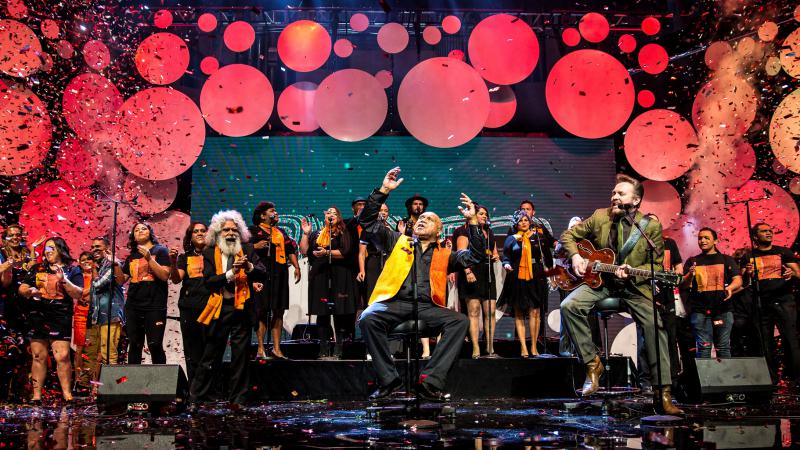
[327,216,334,224]
[621,203,638,212]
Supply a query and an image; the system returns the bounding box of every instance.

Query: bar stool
[593,297,626,393]
[389,319,433,396]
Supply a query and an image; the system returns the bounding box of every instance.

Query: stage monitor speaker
[695,357,773,402]
[97,364,188,407]
[291,323,319,340]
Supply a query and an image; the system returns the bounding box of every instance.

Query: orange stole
[259,224,286,264]
[368,235,452,307]
[198,247,251,325]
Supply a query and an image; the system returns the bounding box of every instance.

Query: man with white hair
[358,167,486,402]
[190,210,264,408]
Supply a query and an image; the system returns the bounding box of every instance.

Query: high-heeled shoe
[270,350,289,360]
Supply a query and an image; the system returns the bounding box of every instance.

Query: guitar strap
[618,216,651,263]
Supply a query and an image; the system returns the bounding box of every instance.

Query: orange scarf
[259,224,286,264]
[316,226,332,248]
[198,246,250,325]
[516,231,534,280]
[369,235,451,307]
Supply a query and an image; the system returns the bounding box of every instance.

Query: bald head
[414,211,442,242]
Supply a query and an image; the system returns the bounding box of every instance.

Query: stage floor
[2,393,800,449]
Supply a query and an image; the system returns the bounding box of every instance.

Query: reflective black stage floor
[3,392,800,449]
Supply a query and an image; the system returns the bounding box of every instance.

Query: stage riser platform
[247,357,635,401]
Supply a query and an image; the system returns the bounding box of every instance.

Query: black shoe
[369,378,403,401]
[414,382,450,403]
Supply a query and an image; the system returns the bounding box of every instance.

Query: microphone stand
[411,237,421,409]
[265,220,273,359]
[724,191,770,361]
[484,221,495,357]
[624,209,678,422]
[532,217,555,358]
[325,218,334,357]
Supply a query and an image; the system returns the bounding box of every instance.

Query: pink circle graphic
[314,69,387,142]
[692,74,757,135]
[579,12,609,43]
[770,88,800,173]
[641,17,661,36]
[485,85,516,129]
[148,210,191,251]
[562,28,580,47]
[198,13,217,32]
[624,109,698,181]
[114,87,205,180]
[350,13,369,32]
[718,181,799,253]
[780,28,800,78]
[704,41,735,71]
[277,81,319,132]
[154,10,173,29]
[278,20,331,72]
[423,26,441,45]
[375,70,393,89]
[618,34,637,54]
[640,181,681,228]
[442,15,461,34]
[200,63,274,137]
[56,40,74,59]
[62,73,123,141]
[468,14,539,85]
[0,20,42,77]
[6,0,27,19]
[637,90,655,108]
[638,43,669,74]
[758,21,778,42]
[545,49,635,139]
[448,49,465,61]
[377,22,409,54]
[224,21,255,53]
[56,137,98,189]
[41,19,59,39]
[200,56,219,75]
[334,38,354,58]
[0,83,52,176]
[398,57,490,148]
[83,40,110,70]
[123,173,178,215]
[135,32,190,85]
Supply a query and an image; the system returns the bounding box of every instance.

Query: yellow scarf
[259,223,286,264]
[316,226,331,248]
[516,231,534,281]
[198,246,250,325]
[369,235,451,307]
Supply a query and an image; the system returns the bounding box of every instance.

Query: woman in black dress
[169,222,209,386]
[454,205,500,358]
[357,203,391,300]
[249,201,301,360]
[18,237,84,402]
[121,222,171,364]
[300,206,358,359]
[498,210,554,357]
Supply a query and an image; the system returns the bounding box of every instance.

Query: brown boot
[580,355,604,396]
[656,385,684,415]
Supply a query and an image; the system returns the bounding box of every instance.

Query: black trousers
[179,307,206,386]
[759,298,800,382]
[190,304,251,404]
[125,306,167,364]
[358,299,468,390]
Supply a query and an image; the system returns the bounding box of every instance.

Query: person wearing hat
[347,197,367,313]
[398,194,429,238]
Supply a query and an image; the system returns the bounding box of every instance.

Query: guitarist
[560,174,682,415]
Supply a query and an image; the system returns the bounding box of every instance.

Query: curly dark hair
[182,222,207,252]
[252,201,276,226]
[44,237,75,264]
[127,222,159,250]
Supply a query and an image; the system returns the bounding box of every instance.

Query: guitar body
[551,239,615,291]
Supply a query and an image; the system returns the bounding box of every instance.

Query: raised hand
[300,218,312,235]
[458,193,477,222]
[397,220,406,235]
[169,247,179,263]
[381,167,404,193]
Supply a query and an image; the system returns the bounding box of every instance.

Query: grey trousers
[560,284,672,385]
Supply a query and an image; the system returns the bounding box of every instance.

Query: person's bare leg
[271,315,285,358]
[256,320,267,358]
[467,299,481,358]
[529,309,541,356]
[50,340,73,400]
[483,300,496,354]
[421,338,431,358]
[30,340,48,401]
[515,312,529,357]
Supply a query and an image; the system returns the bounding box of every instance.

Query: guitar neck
[592,262,659,278]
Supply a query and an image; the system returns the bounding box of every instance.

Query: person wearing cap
[398,194,429,238]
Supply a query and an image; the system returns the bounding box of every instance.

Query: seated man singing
[358,167,485,402]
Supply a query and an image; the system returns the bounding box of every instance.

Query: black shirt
[176,250,209,310]
[684,252,740,314]
[747,246,797,299]
[123,245,170,310]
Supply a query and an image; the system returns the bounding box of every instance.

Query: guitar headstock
[658,271,682,286]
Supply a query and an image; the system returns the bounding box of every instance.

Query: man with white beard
[190,210,265,409]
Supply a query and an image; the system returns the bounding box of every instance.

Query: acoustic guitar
[549,239,682,291]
